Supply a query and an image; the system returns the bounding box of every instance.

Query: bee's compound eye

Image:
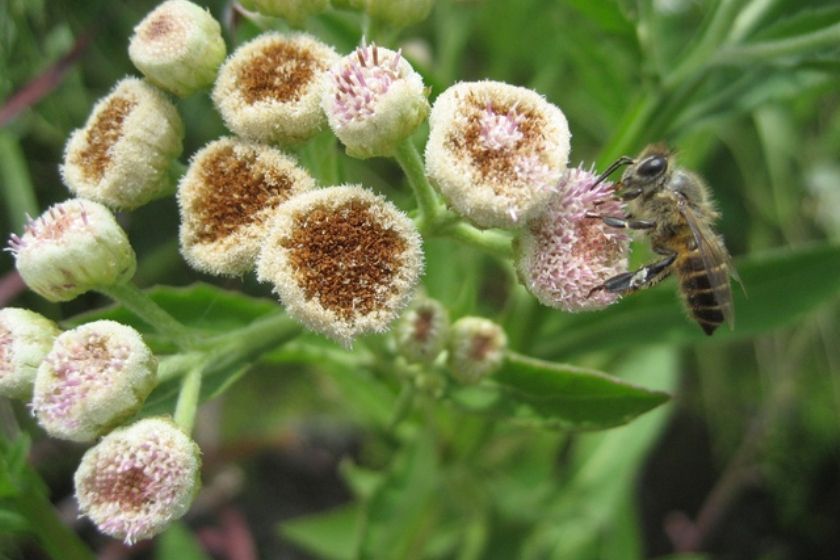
[637,156,667,178]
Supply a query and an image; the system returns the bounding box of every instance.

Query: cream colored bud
[8,200,136,302]
[0,308,61,400]
[74,416,201,544]
[256,185,424,347]
[447,316,507,383]
[323,43,429,159]
[212,32,338,145]
[61,77,184,210]
[425,81,570,229]
[178,137,316,275]
[129,0,227,98]
[32,321,158,442]
[395,296,450,364]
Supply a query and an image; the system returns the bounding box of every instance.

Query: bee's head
[621,145,672,192]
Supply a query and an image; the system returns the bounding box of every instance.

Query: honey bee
[589,143,743,335]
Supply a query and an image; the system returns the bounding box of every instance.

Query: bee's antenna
[593,156,634,187]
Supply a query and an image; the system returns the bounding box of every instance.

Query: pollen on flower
[322,42,429,158]
[31,321,157,442]
[9,199,136,302]
[256,185,424,347]
[74,416,201,544]
[425,81,570,229]
[515,166,630,312]
[61,77,184,210]
[178,138,316,275]
[212,32,338,145]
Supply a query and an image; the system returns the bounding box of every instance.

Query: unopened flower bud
[323,43,429,159]
[178,137,316,275]
[129,0,227,98]
[515,166,630,312]
[61,77,184,210]
[31,321,157,442]
[425,81,570,229]
[0,308,61,400]
[447,316,507,383]
[395,296,450,364]
[213,32,338,145]
[256,185,424,347]
[8,200,136,302]
[74,416,201,544]
[238,0,329,25]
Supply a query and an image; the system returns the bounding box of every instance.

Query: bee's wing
[678,198,739,329]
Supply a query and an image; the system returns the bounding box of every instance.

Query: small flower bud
[238,0,329,26]
[0,308,61,400]
[425,81,570,229]
[447,316,507,383]
[74,416,201,544]
[323,43,429,159]
[31,321,157,442]
[129,0,227,98]
[8,200,136,302]
[515,166,630,312]
[256,185,424,347]
[212,32,338,145]
[61,77,184,210]
[178,137,316,275]
[395,296,450,364]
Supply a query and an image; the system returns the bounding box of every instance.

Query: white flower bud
[8,200,136,302]
[61,78,184,210]
[129,0,227,98]
[0,308,61,400]
[74,416,201,544]
[32,321,157,442]
[447,317,507,383]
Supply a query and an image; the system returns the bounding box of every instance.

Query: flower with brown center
[74,416,201,544]
[212,32,338,145]
[322,42,429,158]
[31,320,158,442]
[425,81,570,229]
[395,296,450,364]
[8,199,136,302]
[0,308,61,400]
[256,185,424,347]
[178,137,316,275]
[515,166,630,312]
[128,0,226,98]
[60,77,184,210]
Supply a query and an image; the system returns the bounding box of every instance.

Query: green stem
[441,222,513,260]
[713,22,840,65]
[199,312,304,370]
[0,129,39,232]
[16,491,97,560]
[394,138,443,228]
[173,366,202,433]
[96,283,199,349]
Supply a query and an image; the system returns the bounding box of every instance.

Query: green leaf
[358,433,440,560]
[279,503,359,560]
[448,352,670,430]
[749,6,840,43]
[155,522,212,560]
[535,243,840,359]
[70,283,279,347]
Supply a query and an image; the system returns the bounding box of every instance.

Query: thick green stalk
[714,22,840,65]
[173,366,202,433]
[394,138,443,228]
[15,490,97,560]
[442,222,513,260]
[96,283,199,349]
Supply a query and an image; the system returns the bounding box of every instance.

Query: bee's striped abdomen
[677,250,725,335]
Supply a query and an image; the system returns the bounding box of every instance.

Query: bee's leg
[596,215,656,231]
[588,253,677,296]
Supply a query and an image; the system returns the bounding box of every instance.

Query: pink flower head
[516,166,630,312]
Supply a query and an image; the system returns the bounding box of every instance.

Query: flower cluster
[4,0,639,547]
